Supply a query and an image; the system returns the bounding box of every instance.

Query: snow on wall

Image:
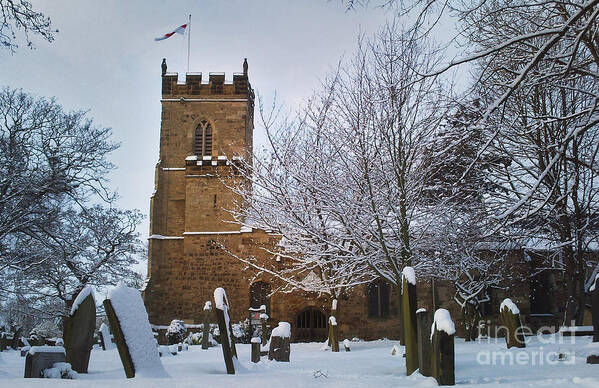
[402,267,416,285]
[416,308,427,314]
[70,285,94,316]
[332,299,338,310]
[271,322,291,338]
[500,298,520,315]
[329,316,337,326]
[431,309,456,339]
[108,282,168,378]
[100,323,115,350]
[204,301,212,311]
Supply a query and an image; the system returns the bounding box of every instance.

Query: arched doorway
[294,308,327,343]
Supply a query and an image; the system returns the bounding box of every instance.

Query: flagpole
[187,14,191,73]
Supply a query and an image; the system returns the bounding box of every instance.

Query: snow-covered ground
[0,335,598,387]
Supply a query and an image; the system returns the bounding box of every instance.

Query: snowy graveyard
[1,335,599,387]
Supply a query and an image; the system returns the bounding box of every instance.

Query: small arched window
[194,120,213,157]
[368,279,390,318]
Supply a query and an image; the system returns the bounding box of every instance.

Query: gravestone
[251,336,261,363]
[24,346,66,378]
[99,322,114,351]
[328,299,339,352]
[343,339,351,352]
[104,282,167,379]
[416,308,432,377]
[11,327,21,349]
[591,275,599,343]
[430,309,455,386]
[401,267,418,375]
[0,332,7,351]
[499,298,526,349]
[268,322,291,362]
[202,301,212,350]
[63,286,96,373]
[260,305,269,346]
[214,287,237,374]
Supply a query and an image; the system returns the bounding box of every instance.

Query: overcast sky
[1,1,397,274]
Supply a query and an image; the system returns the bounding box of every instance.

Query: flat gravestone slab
[24,346,65,378]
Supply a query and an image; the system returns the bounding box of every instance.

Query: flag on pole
[154,23,187,41]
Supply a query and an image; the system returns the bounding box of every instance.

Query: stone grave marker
[328,299,339,352]
[24,346,66,378]
[268,322,291,362]
[416,308,432,377]
[590,274,599,343]
[63,286,96,373]
[430,309,455,386]
[499,298,526,349]
[104,282,167,379]
[99,322,114,350]
[251,336,261,362]
[202,301,212,350]
[214,287,237,374]
[401,266,418,375]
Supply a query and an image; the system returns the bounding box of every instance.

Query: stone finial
[161,58,167,76]
[243,58,248,76]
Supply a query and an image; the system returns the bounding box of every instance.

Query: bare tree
[12,205,145,316]
[0,0,55,53]
[0,87,117,275]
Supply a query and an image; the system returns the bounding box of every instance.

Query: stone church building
[142,60,566,342]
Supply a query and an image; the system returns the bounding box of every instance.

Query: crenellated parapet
[161,72,253,98]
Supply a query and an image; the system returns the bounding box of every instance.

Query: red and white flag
[154,23,187,41]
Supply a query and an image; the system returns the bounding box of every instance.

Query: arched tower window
[368,279,390,318]
[194,120,213,157]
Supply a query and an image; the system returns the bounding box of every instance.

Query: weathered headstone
[214,287,237,374]
[343,339,351,352]
[499,298,526,349]
[260,305,269,346]
[251,336,261,363]
[11,326,21,349]
[416,308,432,377]
[590,274,599,343]
[328,299,339,352]
[104,282,167,379]
[268,322,291,362]
[202,301,212,350]
[401,267,419,375]
[0,332,7,351]
[99,322,114,351]
[430,309,455,386]
[24,346,66,378]
[63,286,96,373]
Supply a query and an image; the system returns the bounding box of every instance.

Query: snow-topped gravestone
[499,298,526,349]
[202,300,212,350]
[430,309,455,386]
[63,285,96,373]
[268,322,291,362]
[24,346,66,378]
[214,287,237,374]
[401,266,418,376]
[99,323,114,351]
[590,274,599,343]
[104,282,167,378]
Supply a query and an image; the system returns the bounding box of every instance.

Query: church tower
[143,60,260,324]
